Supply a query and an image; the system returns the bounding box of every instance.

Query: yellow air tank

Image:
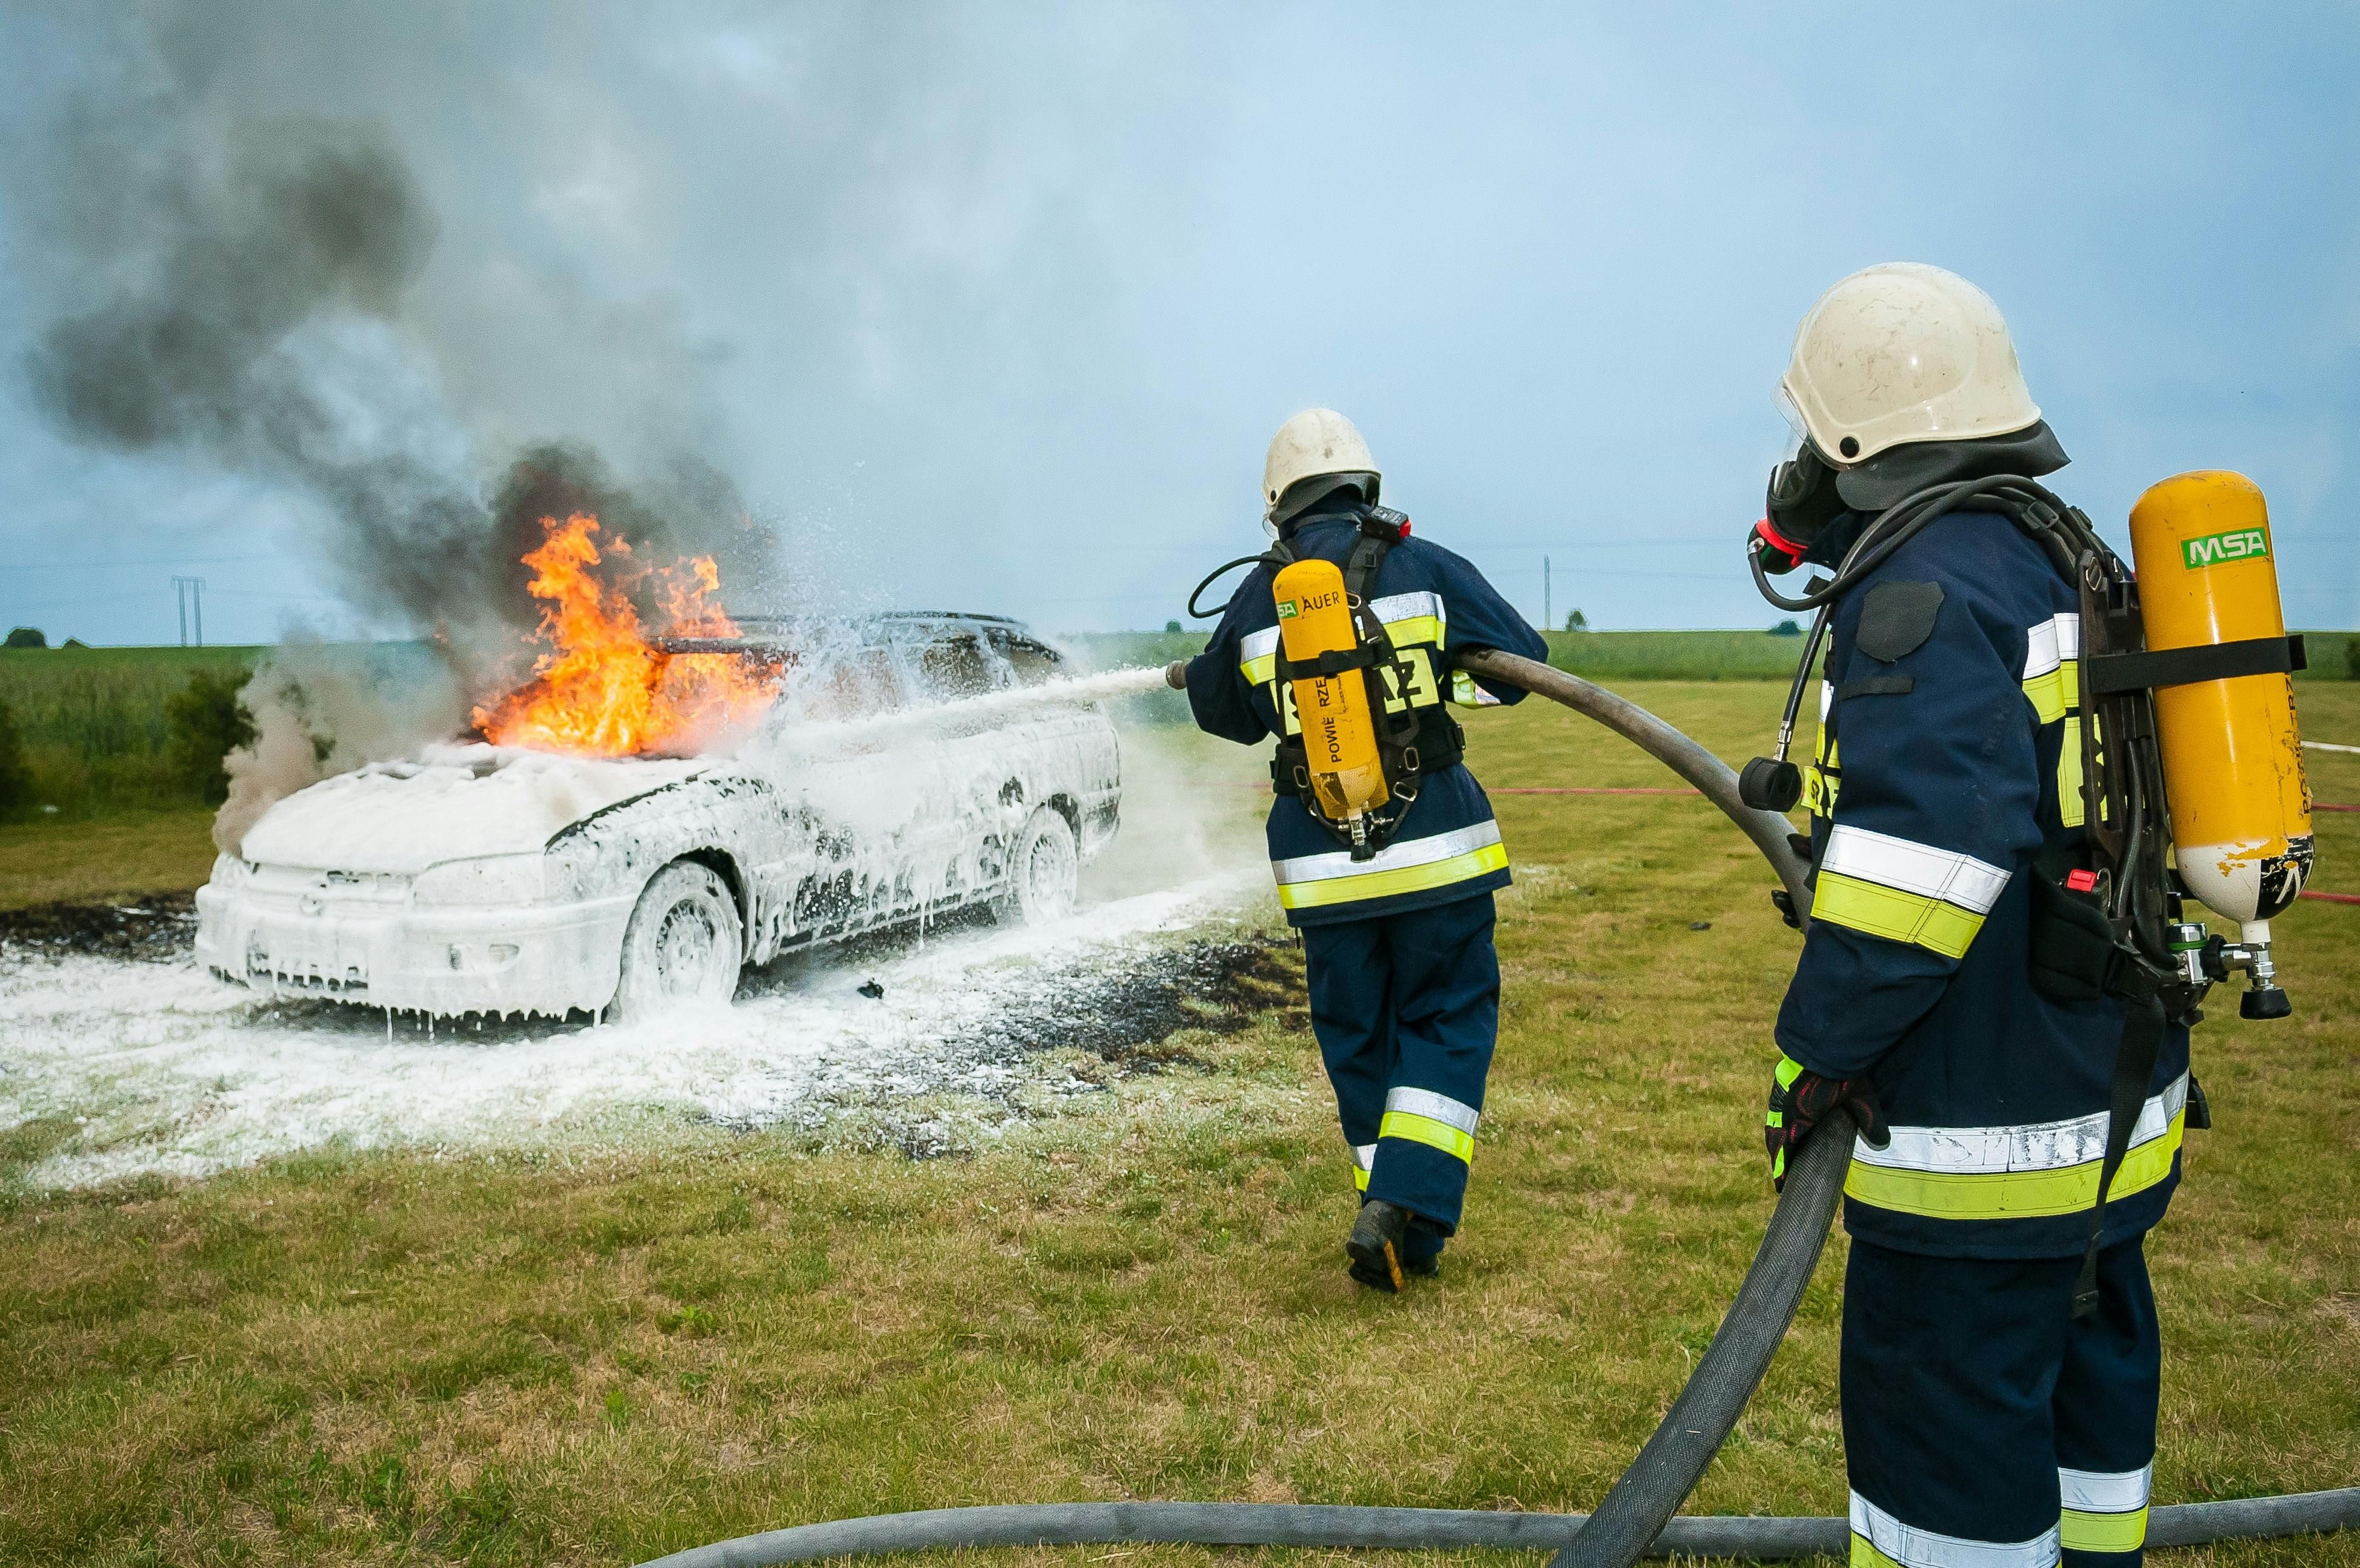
[2127,472,2314,955]
[1273,558,1387,848]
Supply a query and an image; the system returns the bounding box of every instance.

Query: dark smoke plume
[21,79,775,673]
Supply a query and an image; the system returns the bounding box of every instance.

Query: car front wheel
[992,807,1079,926]
[612,861,743,1023]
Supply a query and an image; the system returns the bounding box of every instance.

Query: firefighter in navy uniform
[1753,265,2192,1566]
[1168,409,1547,1291]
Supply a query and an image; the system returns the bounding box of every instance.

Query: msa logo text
[1275,601,1299,619]
[2182,527,2270,570]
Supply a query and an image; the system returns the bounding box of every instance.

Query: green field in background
[5,629,2353,819]
[1070,626,2360,685]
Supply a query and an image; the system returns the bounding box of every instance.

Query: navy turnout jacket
[1183,498,1548,926]
[1779,509,2190,1259]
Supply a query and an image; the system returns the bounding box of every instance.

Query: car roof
[652,613,1061,659]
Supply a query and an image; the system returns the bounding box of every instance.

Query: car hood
[235,742,710,875]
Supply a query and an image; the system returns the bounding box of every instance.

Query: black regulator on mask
[1736,421,2085,816]
[1736,441,1850,813]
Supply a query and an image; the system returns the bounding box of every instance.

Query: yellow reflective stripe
[2023,658,2079,726]
[1806,725,1841,820]
[2059,715,2085,829]
[2061,1506,2147,1554]
[1352,1163,1371,1192]
[1350,1142,1375,1191]
[1846,1111,2184,1219]
[2024,666,2067,724]
[1381,613,1443,650]
[1813,872,1985,959]
[1804,762,1838,819]
[1450,669,1502,708]
[1243,652,1278,685]
[1275,841,1509,910]
[1849,1539,1902,1568]
[1380,1110,1475,1164]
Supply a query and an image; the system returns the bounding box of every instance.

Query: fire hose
[639,650,2358,1567]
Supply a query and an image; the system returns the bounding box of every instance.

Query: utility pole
[172,576,206,647]
[1544,555,1552,632]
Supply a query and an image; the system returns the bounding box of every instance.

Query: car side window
[816,644,904,716]
[991,635,1064,687]
[916,630,996,699]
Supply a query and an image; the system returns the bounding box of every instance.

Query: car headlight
[412,855,548,907]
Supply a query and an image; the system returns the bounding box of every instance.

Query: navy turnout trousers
[1843,1235,2161,1566]
[1300,892,1500,1256]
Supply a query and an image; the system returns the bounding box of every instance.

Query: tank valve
[2202,922,2293,1019]
[2168,921,2211,989]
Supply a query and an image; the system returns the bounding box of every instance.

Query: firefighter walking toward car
[1752,264,2196,1567]
[1168,409,1547,1291]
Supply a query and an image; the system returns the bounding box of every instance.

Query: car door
[775,639,954,939]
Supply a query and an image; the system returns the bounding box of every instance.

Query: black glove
[1765,1053,1888,1191]
[1753,445,1845,574]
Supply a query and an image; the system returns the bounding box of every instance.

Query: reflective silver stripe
[1367,590,1445,636]
[2059,1463,2151,1512]
[1352,1143,1377,1173]
[1856,1074,2188,1176]
[1822,824,2009,914]
[1819,678,1834,719]
[1271,820,1504,887]
[1241,626,1281,664]
[2022,612,2081,681]
[1850,1492,2059,1567]
[1384,1086,1479,1137]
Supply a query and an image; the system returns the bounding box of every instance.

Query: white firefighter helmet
[1262,408,1379,516]
[1779,263,2041,466]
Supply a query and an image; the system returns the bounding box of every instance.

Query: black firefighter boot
[1347,1199,1412,1292]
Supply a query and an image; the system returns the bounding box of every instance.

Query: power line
[7,552,287,573]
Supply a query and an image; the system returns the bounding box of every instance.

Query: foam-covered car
[194,615,1121,1021]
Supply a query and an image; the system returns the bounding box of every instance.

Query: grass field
[0,644,264,813]
[0,806,222,908]
[2,681,2355,1567]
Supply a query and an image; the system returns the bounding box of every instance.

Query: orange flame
[471,513,779,756]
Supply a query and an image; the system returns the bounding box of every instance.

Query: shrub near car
[194,615,1121,1022]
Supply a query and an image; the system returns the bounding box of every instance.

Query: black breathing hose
[636,655,2357,1567]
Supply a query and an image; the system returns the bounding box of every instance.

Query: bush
[5,627,47,649]
[164,669,255,804]
[2347,635,2359,681]
[1164,619,1183,633]
[1564,609,1588,631]
[0,698,28,815]
[1771,618,1804,636]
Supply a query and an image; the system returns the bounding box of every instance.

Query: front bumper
[195,880,637,1018]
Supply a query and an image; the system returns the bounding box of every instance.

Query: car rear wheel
[613,861,743,1023]
[992,807,1079,926]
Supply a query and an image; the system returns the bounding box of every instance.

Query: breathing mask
[1752,441,1845,576]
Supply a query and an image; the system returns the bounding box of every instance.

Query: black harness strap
[2086,633,2305,696]
[2074,964,2166,1316]
[1264,507,1467,859]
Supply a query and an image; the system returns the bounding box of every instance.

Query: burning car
[195,612,1121,1022]
[194,518,1120,1021]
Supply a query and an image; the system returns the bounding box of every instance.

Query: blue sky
[1,2,2354,646]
